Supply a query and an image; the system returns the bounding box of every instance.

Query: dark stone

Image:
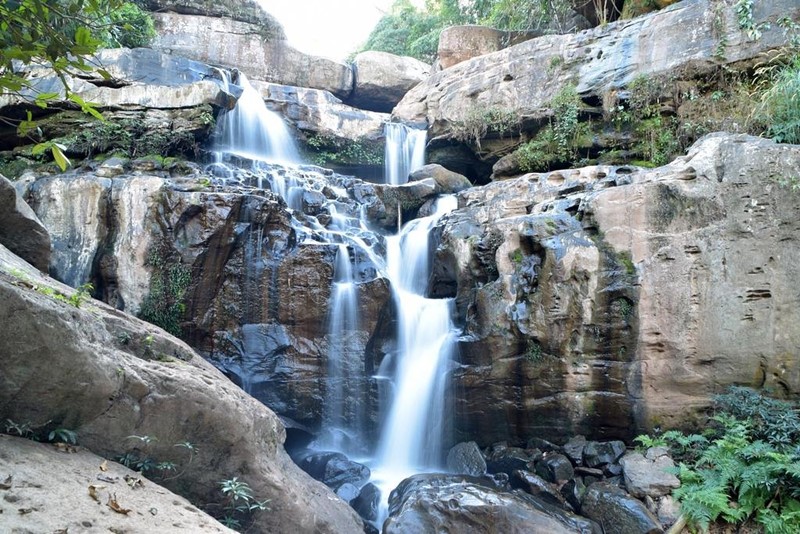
[486,446,536,476]
[0,175,51,271]
[563,435,587,466]
[527,437,561,453]
[296,451,370,489]
[575,466,605,478]
[301,190,326,216]
[581,483,663,534]
[351,482,381,522]
[511,470,569,510]
[486,472,510,490]
[535,453,575,483]
[583,440,626,468]
[446,441,487,476]
[561,478,586,512]
[603,463,623,477]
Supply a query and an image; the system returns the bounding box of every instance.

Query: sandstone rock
[409,163,473,194]
[446,441,487,476]
[385,474,594,534]
[436,134,800,445]
[348,51,430,113]
[0,175,51,272]
[656,495,681,528]
[144,0,282,28]
[353,178,439,230]
[511,470,569,509]
[0,244,364,533]
[581,483,663,534]
[620,451,680,498]
[152,12,353,98]
[395,0,800,137]
[0,434,235,533]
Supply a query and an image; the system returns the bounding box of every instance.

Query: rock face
[581,483,663,534]
[433,134,800,445]
[152,11,353,98]
[0,244,364,533]
[348,51,430,113]
[620,448,680,498]
[0,175,51,271]
[0,434,235,533]
[20,164,394,440]
[395,0,800,137]
[145,0,280,27]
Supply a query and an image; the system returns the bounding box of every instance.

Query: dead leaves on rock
[107,493,131,515]
[52,442,77,453]
[88,484,104,503]
[0,475,12,490]
[124,474,143,489]
[100,460,108,472]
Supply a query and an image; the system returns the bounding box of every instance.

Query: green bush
[757,55,800,144]
[107,2,157,49]
[638,388,800,534]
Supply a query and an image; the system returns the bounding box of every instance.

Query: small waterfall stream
[384,122,427,185]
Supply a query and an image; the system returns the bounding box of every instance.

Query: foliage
[450,104,519,148]
[138,244,191,337]
[305,135,383,167]
[516,84,587,172]
[218,477,270,530]
[106,2,156,49]
[4,419,78,445]
[116,435,197,480]
[48,428,78,444]
[637,388,800,533]
[756,55,800,145]
[0,0,155,170]
[37,282,94,308]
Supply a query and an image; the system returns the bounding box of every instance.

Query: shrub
[757,55,800,144]
[450,105,519,148]
[637,388,800,534]
[107,2,157,49]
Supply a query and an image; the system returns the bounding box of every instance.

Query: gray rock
[583,441,626,468]
[535,453,575,483]
[563,435,587,466]
[409,163,472,194]
[446,441,487,476]
[620,451,680,499]
[486,446,537,476]
[0,175,51,272]
[561,478,586,512]
[385,474,594,534]
[581,483,663,534]
[511,470,569,509]
[348,51,430,113]
[0,244,365,534]
[351,482,381,522]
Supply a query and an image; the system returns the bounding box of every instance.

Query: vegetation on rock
[304,134,384,167]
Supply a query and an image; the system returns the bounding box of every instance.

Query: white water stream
[384,122,427,185]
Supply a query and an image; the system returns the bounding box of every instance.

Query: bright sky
[258,0,425,61]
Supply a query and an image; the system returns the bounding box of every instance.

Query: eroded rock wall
[434,134,800,445]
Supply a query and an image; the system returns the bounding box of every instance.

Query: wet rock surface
[446,441,487,476]
[581,483,663,534]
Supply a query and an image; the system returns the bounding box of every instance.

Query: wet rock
[603,463,623,477]
[335,482,360,502]
[527,437,561,453]
[446,441,487,476]
[620,450,680,499]
[409,164,473,194]
[0,175,51,272]
[351,482,381,522]
[297,451,370,489]
[486,445,538,476]
[348,51,430,113]
[581,483,663,534]
[511,470,569,509]
[583,441,626,468]
[535,453,575,484]
[301,189,327,215]
[563,435,587,466]
[575,466,605,478]
[385,474,592,534]
[561,478,586,512]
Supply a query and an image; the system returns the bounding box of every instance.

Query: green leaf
[31,143,49,156]
[51,145,70,171]
[75,26,92,47]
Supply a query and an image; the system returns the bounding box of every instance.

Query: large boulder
[0,175,50,272]
[581,483,663,534]
[348,51,430,113]
[409,163,473,194]
[395,0,800,137]
[0,434,235,533]
[446,441,487,476]
[151,11,353,98]
[385,474,598,534]
[620,449,681,499]
[0,244,364,533]
[433,134,800,446]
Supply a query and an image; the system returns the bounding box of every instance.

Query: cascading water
[371,195,458,522]
[214,71,300,164]
[384,122,427,185]
[320,244,364,454]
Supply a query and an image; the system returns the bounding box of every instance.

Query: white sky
[258,0,425,61]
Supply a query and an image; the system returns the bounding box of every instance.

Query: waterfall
[214,71,300,164]
[384,122,426,185]
[371,195,458,519]
[321,244,363,454]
